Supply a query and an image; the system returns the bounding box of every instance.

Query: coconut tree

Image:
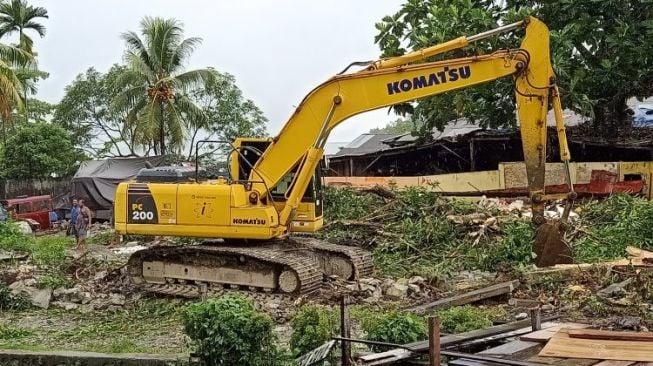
[112,17,216,156]
[0,0,48,123]
[0,0,48,53]
[0,42,29,144]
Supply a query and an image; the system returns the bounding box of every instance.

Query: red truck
[1,195,55,231]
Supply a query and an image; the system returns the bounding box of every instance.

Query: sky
[28,0,406,145]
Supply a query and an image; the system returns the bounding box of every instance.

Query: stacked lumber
[539,328,653,363]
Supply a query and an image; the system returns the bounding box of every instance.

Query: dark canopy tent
[71,156,164,213]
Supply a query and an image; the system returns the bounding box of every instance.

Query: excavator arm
[250,17,574,265]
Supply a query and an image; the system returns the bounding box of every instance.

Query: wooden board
[520,323,589,342]
[568,329,653,342]
[407,280,519,313]
[539,330,653,362]
[592,361,635,366]
[478,340,541,358]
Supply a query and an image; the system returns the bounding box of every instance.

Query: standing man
[69,199,80,237]
[75,199,92,256]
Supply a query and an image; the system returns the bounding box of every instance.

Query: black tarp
[71,156,164,211]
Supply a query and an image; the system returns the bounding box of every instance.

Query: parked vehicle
[1,195,55,230]
[632,104,653,127]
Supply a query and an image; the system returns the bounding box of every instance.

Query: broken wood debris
[407,280,519,313]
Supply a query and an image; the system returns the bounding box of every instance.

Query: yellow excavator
[114,17,575,297]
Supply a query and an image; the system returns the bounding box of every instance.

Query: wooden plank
[593,361,635,366]
[520,323,589,342]
[407,280,519,313]
[539,330,653,361]
[478,340,541,357]
[568,329,653,342]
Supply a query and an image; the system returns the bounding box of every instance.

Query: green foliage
[183,294,278,366]
[375,0,653,133]
[1,122,82,179]
[370,118,415,134]
[0,324,31,339]
[88,230,115,245]
[436,305,505,333]
[31,236,73,267]
[581,296,611,317]
[36,272,73,289]
[290,305,337,357]
[54,65,143,158]
[361,310,426,352]
[0,283,31,311]
[575,195,653,262]
[112,17,217,156]
[187,71,268,162]
[0,0,48,54]
[0,222,34,252]
[323,186,383,221]
[475,220,535,270]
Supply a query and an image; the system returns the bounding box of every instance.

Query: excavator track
[287,237,374,280]
[127,245,323,296]
[127,238,374,298]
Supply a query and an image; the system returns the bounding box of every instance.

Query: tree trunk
[592,95,628,137]
[159,102,166,156]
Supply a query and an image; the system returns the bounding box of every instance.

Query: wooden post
[530,307,541,331]
[341,296,351,366]
[429,316,441,366]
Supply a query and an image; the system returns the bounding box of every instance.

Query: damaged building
[326,111,653,177]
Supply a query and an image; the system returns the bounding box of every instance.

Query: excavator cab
[230,137,324,233]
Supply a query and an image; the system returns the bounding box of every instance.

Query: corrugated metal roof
[332,133,396,157]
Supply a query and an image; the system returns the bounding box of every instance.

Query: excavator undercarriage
[127,238,373,297]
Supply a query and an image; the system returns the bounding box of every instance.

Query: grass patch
[0,325,32,339]
[0,300,188,355]
[0,223,74,269]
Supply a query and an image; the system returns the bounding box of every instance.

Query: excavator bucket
[533,220,573,267]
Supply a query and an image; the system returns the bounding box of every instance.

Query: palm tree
[0,0,48,123]
[0,42,29,144]
[0,0,48,54]
[112,17,215,156]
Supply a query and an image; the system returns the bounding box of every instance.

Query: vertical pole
[341,296,351,366]
[429,316,441,366]
[469,139,476,171]
[530,307,542,331]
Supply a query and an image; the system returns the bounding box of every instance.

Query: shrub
[0,283,31,311]
[290,305,337,357]
[183,294,277,366]
[361,310,426,352]
[475,220,535,270]
[0,222,34,252]
[436,305,505,333]
[323,186,382,221]
[575,195,653,262]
